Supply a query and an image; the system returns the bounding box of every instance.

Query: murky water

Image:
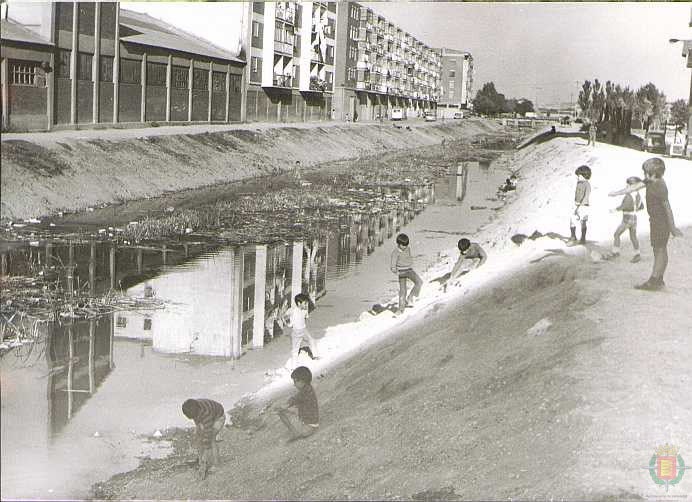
[1,160,506,499]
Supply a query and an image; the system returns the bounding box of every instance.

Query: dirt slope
[96,233,692,500]
[1,120,501,221]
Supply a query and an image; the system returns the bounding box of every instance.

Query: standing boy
[181,398,226,480]
[390,233,423,313]
[588,122,597,147]
[276,366,319,442]
[611,176,644,263]
[285,293,318,367]
[609,157,682,291]
[570,165,592,245]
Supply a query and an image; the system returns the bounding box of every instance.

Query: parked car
[390,108,405,120]
[453,111,464,119]
[424,112,437,122]
[642,131,666,154]
[560,116,571,125]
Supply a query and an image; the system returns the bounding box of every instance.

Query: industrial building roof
[1,17,53,45]
[119,10,244,63]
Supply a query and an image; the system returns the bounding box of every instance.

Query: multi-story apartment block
[333,1,441,122]
[436,47,474,118]
[244,1,336,122]
[1,2,245,132]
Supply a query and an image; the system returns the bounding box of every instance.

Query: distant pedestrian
[285,293,318,367]
[588,122,597,147]
[181,398,225,480]
[610,176,644,263]
[609,157,682,290]
[293,160,302,180]
[276,366,319,442]
[390,233,422,313]
[569,165,592,245]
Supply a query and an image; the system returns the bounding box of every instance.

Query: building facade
[244,1,336,123]
[436,47,473,118]
[1,2,245,132]
[332,1,441,122]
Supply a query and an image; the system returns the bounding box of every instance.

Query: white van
[391,108,404,121]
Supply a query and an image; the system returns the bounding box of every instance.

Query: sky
[120,2,691,106]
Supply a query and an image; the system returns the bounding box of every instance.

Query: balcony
[272,74,293,88]
[274,40,294,56]
[275,6,295,24]
[356,81,371,91]
[308,76,328,92]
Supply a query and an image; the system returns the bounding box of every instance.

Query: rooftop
[1,17,52,46]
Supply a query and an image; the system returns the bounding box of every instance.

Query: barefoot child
[285,293,318,367]
[609,157,682,291]
[181,398,226,480]
[611,176,644,263]
[390,233,423,313]
[276,366,319,442]
[570,165,592,245]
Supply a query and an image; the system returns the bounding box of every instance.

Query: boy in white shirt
[285,293,318,367]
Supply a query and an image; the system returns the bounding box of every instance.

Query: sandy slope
[98,138,692,500]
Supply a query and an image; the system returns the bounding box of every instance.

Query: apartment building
[244,1,337,122]
[333,1,441,122]
[1,2,244,132]
[436,47,474,118]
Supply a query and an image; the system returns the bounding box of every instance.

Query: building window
[212,71,226,92]
[147,62,167,86]
[172,66,189,89]
[120,59,141,84]
[230,74,241,93]
[100,56,113,82]
[449,70,455,78]
[56,49,71,78]
[77,52,93,81]
[252,20,261,37]
[9,61,45,87]
[143,318,152,331]
[78,3,95,36]
[193,68,209,90]
[448,80,455,90]
[56,2,73,32]
[326,18,335,39]
[325,70,333,86]
[250,56,262,82]
[116,316,127,328]
[326,45,334,65]
[252,1,264,14]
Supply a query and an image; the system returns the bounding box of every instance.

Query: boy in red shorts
[609,157,682,291]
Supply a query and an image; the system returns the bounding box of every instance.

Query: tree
[669,99,690,141]
[472,82,505,116]
[515,99,534,116]
[634,83,667,133]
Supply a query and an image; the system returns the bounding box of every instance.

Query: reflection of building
[243,1,337,122]
[1,2,244,132]
[47,318,114,434]
[333,1,442,122]
[436,47,474,118]
[114,239,328,358]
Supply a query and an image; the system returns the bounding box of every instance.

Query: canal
[1,156,509,499]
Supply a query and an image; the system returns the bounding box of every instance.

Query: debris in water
[153,430,163,438]
[93,431,101,437]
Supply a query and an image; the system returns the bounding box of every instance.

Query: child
[609,158,682,291]
[285,293,318,367]
[569,165,592,245]
[499,174,518,193]
[611,176,644,263]
[588,122,597,147]
[181,398,226,480]
[276,366,319,442]
[390,233,423,313]
[450,238,487,280]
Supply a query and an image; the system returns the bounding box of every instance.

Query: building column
[1,57,8,130]
[165,54,171,122]
[252,244,267,349]
[207,61,213,122]
[140,53,147,122]
[224,65,230,122]
[291,241,304,304]
[113,4,120,123]
[187,58,193,122]
[228,247,243,358]
[70,1,78,125]
[92,2,101,123]
[109,245,116,290]
[46,52,55,130]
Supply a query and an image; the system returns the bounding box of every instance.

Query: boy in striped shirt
[182,398,226,480]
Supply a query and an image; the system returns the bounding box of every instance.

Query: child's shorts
[621,213,637,228]
[200,415,226,448]
[570,205,590,226]
[649,219,670,249]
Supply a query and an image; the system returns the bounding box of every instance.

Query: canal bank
[95,138,692,500]
[0,118,504,222]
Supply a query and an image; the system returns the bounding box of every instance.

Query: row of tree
[472,82,535,117]
[578,79,689,146]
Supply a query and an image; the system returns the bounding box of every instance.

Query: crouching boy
[182,398,226,480]
[276,366,319,442]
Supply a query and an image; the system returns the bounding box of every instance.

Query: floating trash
[93,431,101,437]
[153,429,163,438]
